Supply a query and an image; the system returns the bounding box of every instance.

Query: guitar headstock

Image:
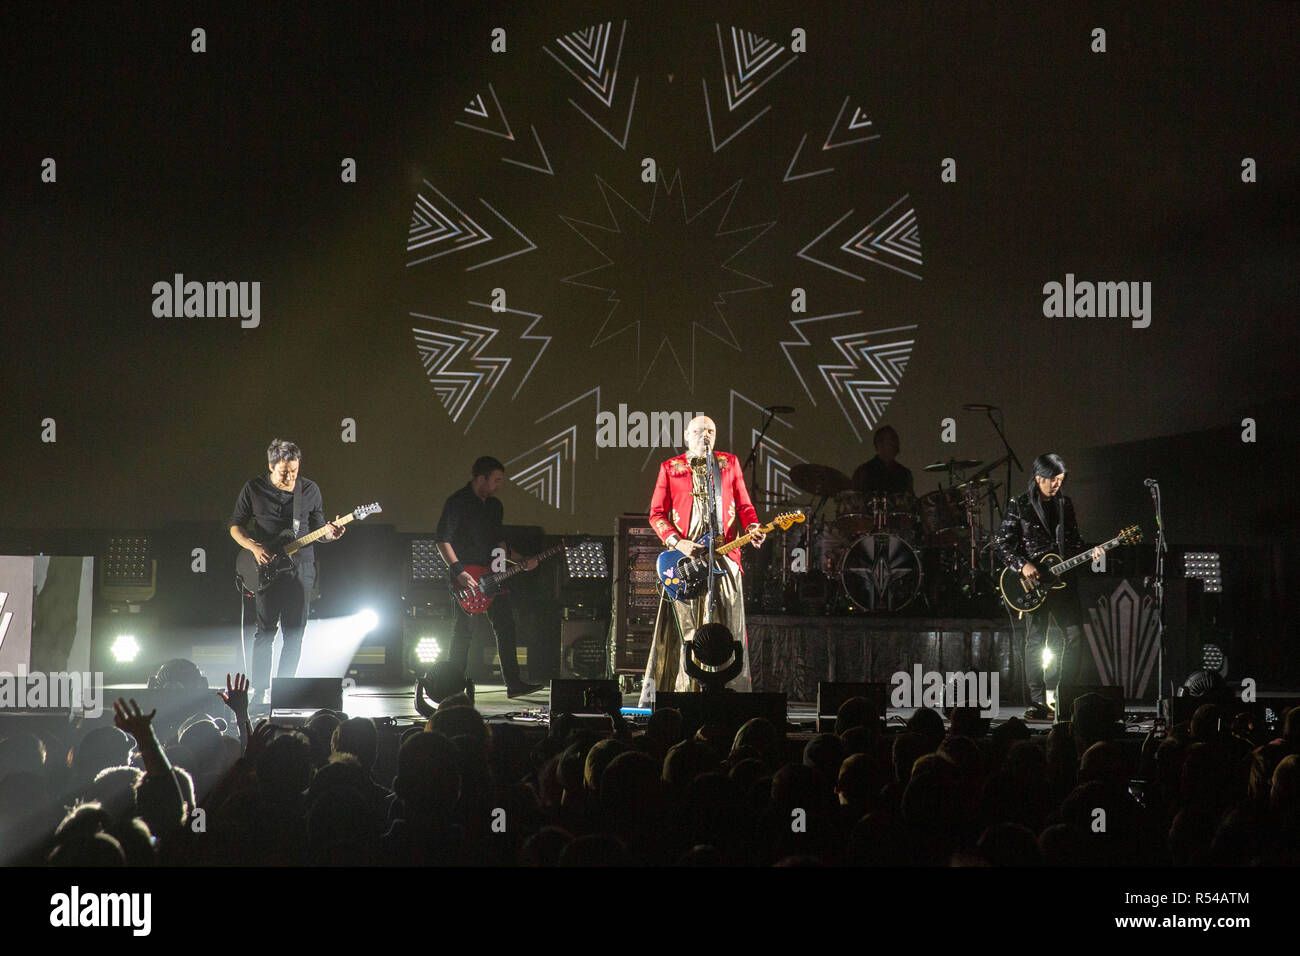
[771,511,807,531]
[1118,524,1142,546]
[353,502,382,521]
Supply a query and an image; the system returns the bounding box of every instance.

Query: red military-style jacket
[648,451,759,568]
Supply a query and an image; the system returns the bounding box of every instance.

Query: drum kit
[746,457,1008,615]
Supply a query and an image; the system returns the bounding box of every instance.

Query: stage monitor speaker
[654,692,788,740]
[816,682,889,733]
[550,678,620,716]
[560,619,610,679]
[271,677,343,713]
[1056,684,1125,726]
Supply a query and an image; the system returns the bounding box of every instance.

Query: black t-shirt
[852,456,915,495]
[229,475,325,564]
[435,483,504,566]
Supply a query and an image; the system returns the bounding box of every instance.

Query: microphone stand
[1148,481,1168,719]
[985,408,1022,516]
[703,438,719,625]
[742,408,777,497]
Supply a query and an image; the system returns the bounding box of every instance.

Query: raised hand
[112,698,157,742]
[219,672,250,715]
[245,719,276,762]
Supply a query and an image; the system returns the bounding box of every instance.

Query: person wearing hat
[993,453,1103,721]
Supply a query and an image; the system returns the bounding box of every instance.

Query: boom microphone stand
[703,436,719,625]
[742,407,777,497]
[1146,479,1168,718]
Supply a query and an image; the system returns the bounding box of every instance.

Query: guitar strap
[707,453,724,532]
[291,481,305,565]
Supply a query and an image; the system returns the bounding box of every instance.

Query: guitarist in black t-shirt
[434,455,544,701]
[229,439,345,709]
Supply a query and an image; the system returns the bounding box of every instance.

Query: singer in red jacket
[641,416,766,700]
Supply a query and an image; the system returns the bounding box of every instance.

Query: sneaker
[506,681,545,700]
[1023,703,1054,721]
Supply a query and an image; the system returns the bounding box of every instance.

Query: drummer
[851,425,915,496]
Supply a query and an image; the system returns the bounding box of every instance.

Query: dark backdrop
[2,0,1295,554]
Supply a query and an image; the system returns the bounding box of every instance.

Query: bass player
[435,456,544,700]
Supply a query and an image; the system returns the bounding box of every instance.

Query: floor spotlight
[682,622,744,691]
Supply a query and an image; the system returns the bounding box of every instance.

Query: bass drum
[839,533,923,612]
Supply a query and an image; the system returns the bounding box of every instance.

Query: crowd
[1,661,1297,866]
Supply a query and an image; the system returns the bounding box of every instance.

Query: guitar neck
[283,513,357,554]
[1048,534,1124,575]
[716,521,776,557]
[491,542,566,582]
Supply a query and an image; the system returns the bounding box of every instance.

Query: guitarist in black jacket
[229,439,345,709]
[993,453,1103,721]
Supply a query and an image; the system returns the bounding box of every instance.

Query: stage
[102,680,1168,735]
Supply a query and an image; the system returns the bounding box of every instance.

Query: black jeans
[1024,584,1084,708]
[449,592,523,687]
[251,561,315,702]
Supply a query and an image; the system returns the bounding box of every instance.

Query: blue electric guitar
[657,511,805,602]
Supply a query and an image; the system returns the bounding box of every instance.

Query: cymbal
[752,486,797,504]
[789,463,852,497]
[954,476,991,490]
[967,453,1012,482]
[923,458,982,473]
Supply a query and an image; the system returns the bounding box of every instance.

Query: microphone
[962,403,999,411]
[765,405,796,414]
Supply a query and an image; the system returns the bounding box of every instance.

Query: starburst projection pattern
[407,181,538,270]
[405,20,926,512]
[781,315,916,441]
[560,171,773,390]
[784,96,881,182]
[703,24,798,151]
[507,427,579,513]
[1084,580,1164,698]
[798,194,922,281]
[545,21,638,149]
[464,301,552,400]
[411,315,510,432]
[454,82,555,175]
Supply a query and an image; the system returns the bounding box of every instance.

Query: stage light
[1041,647,1054,668]
[409,539,449,583]
[101,534,157,603]
[104,536,151,586]
[414,636,442,665]
[565,540,608,579]
[355,609,379,634]
[1201,642,1228,677]
[682,622,744,691]
[112,634,140,663]
[1183,552,1222,593]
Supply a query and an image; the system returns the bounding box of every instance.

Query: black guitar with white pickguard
[998,524,1141,614]
[235,502,381,595]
